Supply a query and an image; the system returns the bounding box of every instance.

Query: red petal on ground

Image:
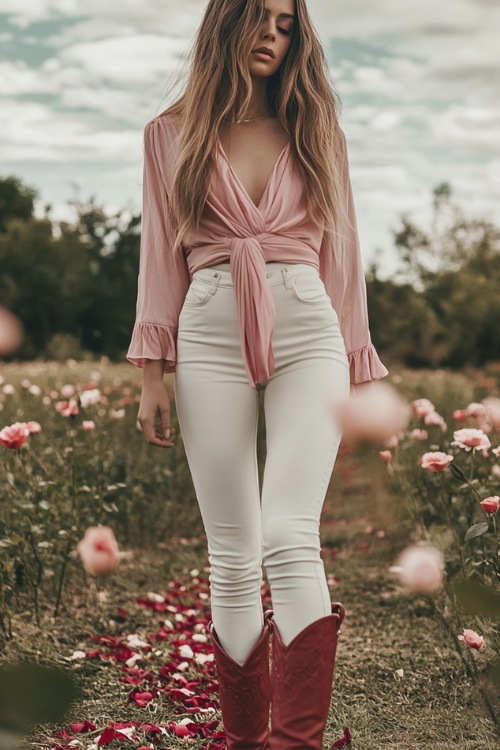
[332,726,352,747]
[137,721,162,736]
[69,720,96,733]
[97,727,130,745]
[85,649,101,658]
[129,689,157,706]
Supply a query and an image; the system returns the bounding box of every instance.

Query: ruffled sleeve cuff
[126,322,177,374]
[348,342,389,387]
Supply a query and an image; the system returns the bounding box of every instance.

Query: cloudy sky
[1,0,498,280]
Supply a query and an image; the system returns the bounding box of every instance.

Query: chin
[249,63,279,78]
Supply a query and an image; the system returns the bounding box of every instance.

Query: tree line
[0,175,499,371]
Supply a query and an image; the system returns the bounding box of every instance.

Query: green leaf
[451,579,500,617]
[464,522,489,542]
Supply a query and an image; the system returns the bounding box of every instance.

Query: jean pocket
[291,273,330,306]
[183,279,212,307]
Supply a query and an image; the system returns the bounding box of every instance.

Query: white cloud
[59,34,187,85]
[0,0,498,279]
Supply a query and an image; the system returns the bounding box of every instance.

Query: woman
[127,0,389,747]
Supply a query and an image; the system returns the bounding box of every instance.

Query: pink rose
[465,402,486,418]
[411,398,435,418]
[77,526,120,576]
[109,408,125,420]
[482,397,500,430]
[384,434,399,449]
[0,421,30,449]
[393,544,444,593]
[82,420,96,431]
[480,496,499,514]
[334,382,410,447]
[55,399,79,417]
[379,450,394,475]
[450,428,491,452]
[491,465,500,478]
[491,447,500,457]
[26,421,42,434]
[477,418,492,434]
[80,388,101,408]
[410,428,428,441]
[424,410,445,427]
[458,629,484,650]
[453,409,467,420]
[420,451,454,472]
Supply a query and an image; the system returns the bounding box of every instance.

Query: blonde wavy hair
[157,0,350,256]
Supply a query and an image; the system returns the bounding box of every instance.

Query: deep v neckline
[216,135,291,211]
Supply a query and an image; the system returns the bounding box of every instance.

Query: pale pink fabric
[127,113,389,389]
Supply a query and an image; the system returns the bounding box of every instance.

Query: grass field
[0,360,498,749]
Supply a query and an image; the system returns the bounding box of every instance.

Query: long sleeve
[319,129,389,391]
[126,117,190,374]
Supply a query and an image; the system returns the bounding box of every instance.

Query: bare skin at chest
[218,119,290,208]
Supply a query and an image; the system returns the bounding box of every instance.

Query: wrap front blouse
[126,113,389,391]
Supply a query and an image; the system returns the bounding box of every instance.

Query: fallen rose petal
[174,724,191,737]
[134,690,157,706]
[70,721,97,733]
[332,726,352,747]
[97,727,130,745]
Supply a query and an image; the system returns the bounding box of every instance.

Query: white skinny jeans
[174,261,349,665]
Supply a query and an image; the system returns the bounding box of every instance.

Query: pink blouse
[126,113,389,390]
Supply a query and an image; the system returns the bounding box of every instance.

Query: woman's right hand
[137,361,177,448]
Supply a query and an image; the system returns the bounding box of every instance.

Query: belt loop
[210,271,220,294]
[282,266,292,289]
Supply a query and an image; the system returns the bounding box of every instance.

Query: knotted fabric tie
[229,236,277,389]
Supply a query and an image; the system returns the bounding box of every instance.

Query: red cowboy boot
[208,609,273,749]
[267,602,346,749]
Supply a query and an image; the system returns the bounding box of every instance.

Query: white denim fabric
[174,261,349,665]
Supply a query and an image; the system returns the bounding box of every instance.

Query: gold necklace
[224,110,271,125]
